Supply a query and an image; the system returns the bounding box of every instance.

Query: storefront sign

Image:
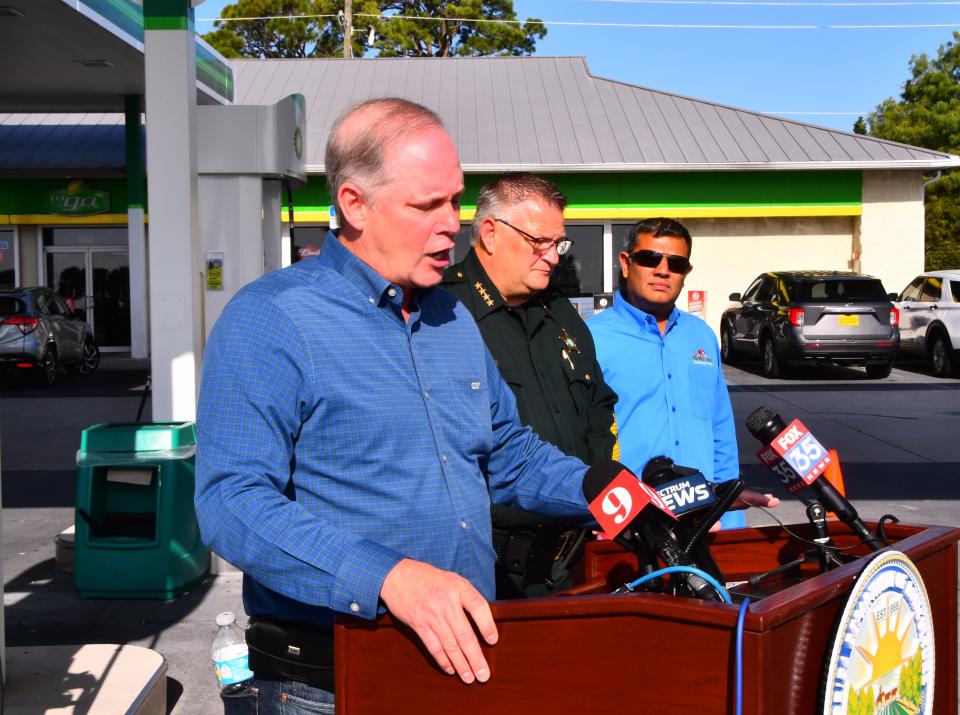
[688,290,706,318]
[46,181,110,216]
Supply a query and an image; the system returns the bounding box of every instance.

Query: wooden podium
[334,522,958,714]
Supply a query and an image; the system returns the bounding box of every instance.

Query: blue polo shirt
[588,292,745,529]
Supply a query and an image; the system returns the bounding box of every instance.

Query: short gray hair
[325,98,445,223]
[472,173,567,243]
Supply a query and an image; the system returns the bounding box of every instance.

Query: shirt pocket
[688,364,716,421]
[448,375,493,456]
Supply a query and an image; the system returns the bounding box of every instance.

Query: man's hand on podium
[380,558,499,684]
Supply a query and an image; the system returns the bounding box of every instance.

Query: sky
[194,0,960,132]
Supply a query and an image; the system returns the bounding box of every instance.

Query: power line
[196,12,960,29]
[582,0,960,6]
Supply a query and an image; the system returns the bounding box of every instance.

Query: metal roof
[233,56,960,173]
[3,55,957,173]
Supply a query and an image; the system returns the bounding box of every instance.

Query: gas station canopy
[0,0,232,112]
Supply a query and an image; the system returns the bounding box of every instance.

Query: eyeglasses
[628,249,692,274]
[495,218,574,256]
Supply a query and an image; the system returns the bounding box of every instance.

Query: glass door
[45,247,130,351]
[91,250,130,347]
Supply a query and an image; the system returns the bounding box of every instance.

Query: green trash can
[74,421,210,599]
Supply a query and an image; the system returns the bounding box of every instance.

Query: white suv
[895,270,960,377]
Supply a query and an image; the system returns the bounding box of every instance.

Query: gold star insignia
[474,281,494,307]
[559,329,580,354]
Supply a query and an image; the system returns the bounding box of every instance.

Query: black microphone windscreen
[746,405,785,444]
[582,460,631,503]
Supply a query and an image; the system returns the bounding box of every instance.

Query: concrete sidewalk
[0,355,241,714]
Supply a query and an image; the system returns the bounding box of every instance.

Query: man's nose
[440,202,461,236]
[653,257,671,275]
[542,244,561,267]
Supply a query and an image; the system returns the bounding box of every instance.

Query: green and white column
[144,0,202,421]
[124,95,148,360]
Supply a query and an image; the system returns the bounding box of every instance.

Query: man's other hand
[380,558,499,684]
[735,489,781,510]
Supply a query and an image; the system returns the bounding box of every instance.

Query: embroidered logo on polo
[691,348,713,365]
[821,550,934,715]
[473,281,494,307]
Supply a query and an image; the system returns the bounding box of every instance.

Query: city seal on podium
[821,550,935,715]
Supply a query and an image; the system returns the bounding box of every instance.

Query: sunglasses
[627,249,692,274]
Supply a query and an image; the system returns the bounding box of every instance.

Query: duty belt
[492,525,586,588]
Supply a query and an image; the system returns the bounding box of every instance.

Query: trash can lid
[79,422,197,453]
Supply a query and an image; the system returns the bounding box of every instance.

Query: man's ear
[476,216,498,255]
[337,181,367,232]
[618,251,631,279]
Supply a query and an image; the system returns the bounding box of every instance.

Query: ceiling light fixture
[74,59,115,68]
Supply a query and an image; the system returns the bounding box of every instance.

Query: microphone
[583,461,724,601]
[745,407,882,551]
[640,457,741,584]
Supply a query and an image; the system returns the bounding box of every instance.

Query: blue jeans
[221,678,335,714]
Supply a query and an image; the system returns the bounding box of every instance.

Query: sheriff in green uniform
[441,173,618,598]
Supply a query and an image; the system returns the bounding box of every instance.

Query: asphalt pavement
[0,353,957,713]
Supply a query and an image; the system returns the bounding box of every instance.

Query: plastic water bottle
[211,611,254,694]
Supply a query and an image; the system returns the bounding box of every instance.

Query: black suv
[720,271,899,379]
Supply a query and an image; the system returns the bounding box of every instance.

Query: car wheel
[67,341,100,376]
[720,324,737,365]
[760,337,784,378]
[35,349,57,388]
[929,333,957,378]
[865,362,893,379]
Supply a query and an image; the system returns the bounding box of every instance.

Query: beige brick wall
[858,170,925,300]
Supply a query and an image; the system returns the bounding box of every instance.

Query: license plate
[838,314,860,327]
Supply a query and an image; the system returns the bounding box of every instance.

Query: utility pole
[343,0,353,58]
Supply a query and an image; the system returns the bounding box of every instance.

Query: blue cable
[625,565,732,604]
[736,596,751,715]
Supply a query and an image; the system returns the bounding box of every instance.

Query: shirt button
[668,373,672,379]
[387,288,397,298]
[423,390,430,399]
[672,406,676,412]
[585,373,591,381]
[461,521,468,529]
[350,602,360,613]
[675,440,680,446]
[368,297,375,304]
[441,454,448,462]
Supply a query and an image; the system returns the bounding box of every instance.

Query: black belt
[246,616,335,692]
[492,526,585,587]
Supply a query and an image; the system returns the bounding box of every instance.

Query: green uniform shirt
[441,249,618,471]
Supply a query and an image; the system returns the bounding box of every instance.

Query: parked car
[720,271,899,379]
[0,286,100,386]
[894,270,960,378]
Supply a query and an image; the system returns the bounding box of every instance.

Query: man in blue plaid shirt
[196,98,593,711]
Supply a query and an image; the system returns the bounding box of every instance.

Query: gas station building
[2,2,959,421]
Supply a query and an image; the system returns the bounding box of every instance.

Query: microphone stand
[747,500,847,589]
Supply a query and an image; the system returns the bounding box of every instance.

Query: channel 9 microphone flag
[583,461,676,540]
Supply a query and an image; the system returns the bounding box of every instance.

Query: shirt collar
[612,291,681,336]
[458,248,507,319]
[319,232,421,312]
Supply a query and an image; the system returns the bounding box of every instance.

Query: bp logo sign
[822,550,934,715]
[46,180,109,216]
[294,127,303,161]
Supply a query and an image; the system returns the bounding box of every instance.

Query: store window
[551,224,604,296]
[0,229,14,288]
[291,225,328,263]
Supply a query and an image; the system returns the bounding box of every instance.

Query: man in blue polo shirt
[588,218,777,528]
